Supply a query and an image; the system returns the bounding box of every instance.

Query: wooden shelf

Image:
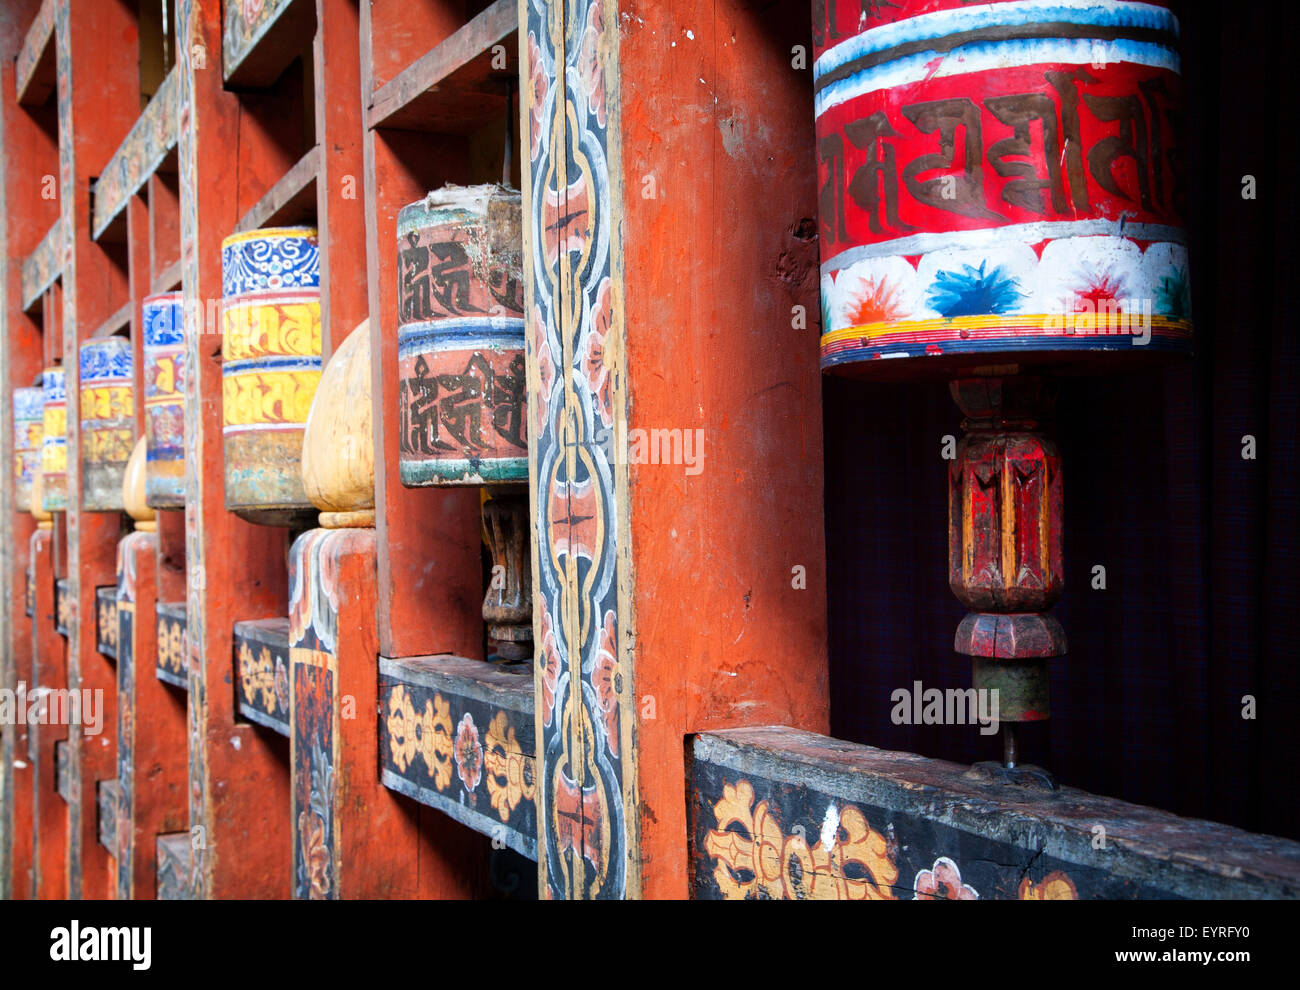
[378,655,536,859]
[151,258,182,295]
[155,833,191,899]
[91,69,180,242]
[21,217,62,313]
[223,0,315,89]
[368,0,517,134]
[234,618,290,737]
[91,300,132,339]
[155,601,188,691]
[15,0,56,106]
[234,144,319,234]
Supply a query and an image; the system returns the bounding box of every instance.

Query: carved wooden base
[949,376,1064,764]
[483,488,532,661]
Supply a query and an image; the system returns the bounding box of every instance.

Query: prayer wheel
[40,366,67,513]
[396,184,527,486]
[142,291,186,508]
[79,336,135,512]
[812,0,1191,779]
[13,384,44,512]
[221,226,322,525]
[396,185,531,659]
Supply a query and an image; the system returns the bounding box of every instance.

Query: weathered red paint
[361,2,483,666]
[59,0,140,900]
[618,1,831,898]
[0,0,49,898]
[30,528,66,898]
[184,0,294,899]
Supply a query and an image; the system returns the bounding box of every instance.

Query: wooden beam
[379,655,536,860]
[150,258,181,296]
[0,0,49,901]
[115,530,188,899]
[690,728,1300,900]
[176,0,293,900]
[29,530,65,898]
[91,69,179,241]
[56,0,141,901]
[21,218,61,312]
[91,300,132,339]
[14,0,55,106]
[368,0,517,133]
[223,0,315,89]
[313,0,367,357]
[233,144,319,235]
[234,619,290,736]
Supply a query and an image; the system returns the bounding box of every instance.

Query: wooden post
[0,0,50,900]
[519,0,830,898]
[314,0,367,354]
[360,1,482,665]
[29,524,65,898]
[175,0,292,899]
[55,0,140,899]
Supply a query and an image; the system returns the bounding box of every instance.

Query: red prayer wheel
[813,0,1191,380]
[812,0,1193,776]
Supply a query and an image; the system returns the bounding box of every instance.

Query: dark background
[823,0,1299,841]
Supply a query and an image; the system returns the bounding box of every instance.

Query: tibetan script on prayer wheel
[812,0,1192,380]
[396,185,527,487]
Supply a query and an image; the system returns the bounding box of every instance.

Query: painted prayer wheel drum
[142,291,186,507]
[813,0,1192,381]
[13,386,44,512]
[221,226,322,525]
[79,336,135,511]
[40,366,67,512]
[396,184,527,487]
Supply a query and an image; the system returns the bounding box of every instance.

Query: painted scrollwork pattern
[97,590,119,656]
[704,781,899,901]
[295,739,334,900]
[692,761,1093,900]
[238,642,275,710]
[485,710,537,823]
[155,607,187,688]
[385,683,454,790]
[379,664,538,858]
[525,0,634,901]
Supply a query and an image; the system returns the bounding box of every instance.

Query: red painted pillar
[175,0,291,899]
[29,525,66,899]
